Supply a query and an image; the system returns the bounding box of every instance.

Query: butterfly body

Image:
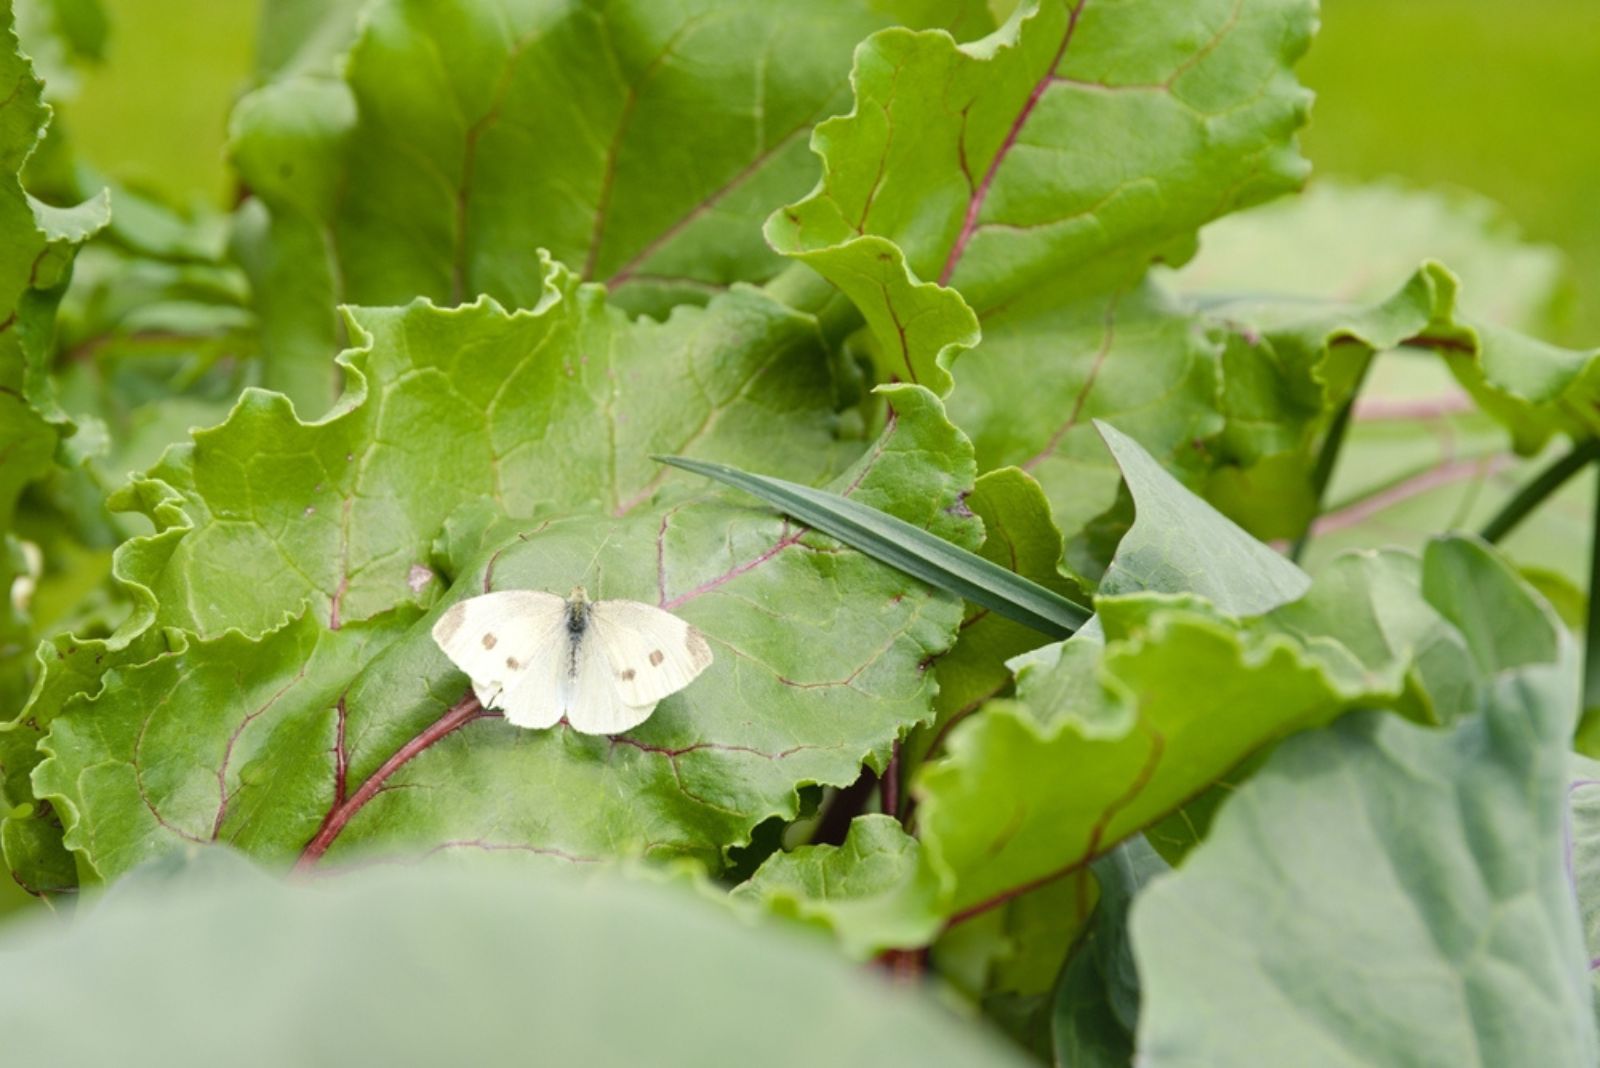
[431,587,713,735]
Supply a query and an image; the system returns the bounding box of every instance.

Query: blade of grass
[1289,360,1371,564]
[655,456,1091,639]
[1479,437,1600,544]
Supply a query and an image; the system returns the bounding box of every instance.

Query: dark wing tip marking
[433,603,465,645]
[686,627,713,671]
[482,633,498,650]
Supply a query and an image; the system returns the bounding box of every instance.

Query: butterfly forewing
[431,591,569,727]
[587,599,714,708]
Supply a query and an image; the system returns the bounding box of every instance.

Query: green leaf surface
[732,813,944,959]
[766,0,1315,549]
[921,466,1082,757]
[1131,640,1591,1064]
[951,277,1231,580]
[0,0,107,852]
[1567,754,1600,1017]
[1051,837,1169,1067]
[0,849,1029,1067]
[771,0,1314,314]
[230,0,994,411]
[24,262,985,879]
[125,261,851,640]
[1094,420,1308,613]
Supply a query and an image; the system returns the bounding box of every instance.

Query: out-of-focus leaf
[253,0,365,80]
[1167,180,1568,334]
[1567,754,1600,1018]
[0,849,1029,1067]
[1131,549,1590,1065]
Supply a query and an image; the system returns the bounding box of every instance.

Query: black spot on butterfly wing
[649,650,664,666]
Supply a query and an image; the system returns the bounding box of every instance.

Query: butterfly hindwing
[563,635,659,735]
[431,590,568,727]
[586,599,714,708]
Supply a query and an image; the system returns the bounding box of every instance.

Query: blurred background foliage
[32,0,1600,342]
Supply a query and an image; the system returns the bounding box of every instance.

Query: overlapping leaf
[731,814,943,959]
[0,0,108,896]
[1131,551,1592,1065]
[229,0,996,410]
[914,426,1508,923]
[771,0,1313,316]
[1167,183,1597,555]
[762,0,1320,581]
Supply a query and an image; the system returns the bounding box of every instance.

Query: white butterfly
[431,587,713,735]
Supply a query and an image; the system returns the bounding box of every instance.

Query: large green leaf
[761,0,1315,572]
[1130,549,1590,1065]
[22,256,985,880]
[229,0,995,410]
[771,0,1313,315]
[123,262,853,640]
[8,261,857,878]
[0,849,1029,1066]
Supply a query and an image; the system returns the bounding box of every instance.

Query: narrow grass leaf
[655,456,1091,639]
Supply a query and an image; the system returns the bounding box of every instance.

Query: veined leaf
[229,0,997,411]
[22,253,986,883]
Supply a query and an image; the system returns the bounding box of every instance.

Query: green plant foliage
[228,0,997,410]
[732,814,944,959]
[1131,544,1593,1065]
[4,0,1599,1058]
[19,261,985,880]
[0,848,1029,1066]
